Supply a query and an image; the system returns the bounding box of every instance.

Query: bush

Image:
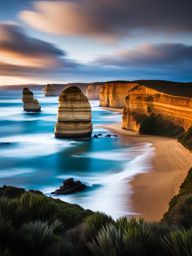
[179,126,192,151]
[162,229,192,256]
[163,168,192,228]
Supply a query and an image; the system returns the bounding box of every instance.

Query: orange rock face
[99,80,192,136]
[122,84,192,135]
[86,84,101,100]
[99,82,137,108]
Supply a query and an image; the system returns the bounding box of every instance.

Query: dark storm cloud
[0,23,65,58]
[20,0,192,39]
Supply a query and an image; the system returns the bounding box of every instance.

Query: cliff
[86,83,102,100]
[43,83,89,97]
[99,80,192,108]
[122,84,192,136]
[44,84,58,96]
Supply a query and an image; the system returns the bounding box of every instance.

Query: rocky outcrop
[43,83,89,97]
[99,80,192,108]
[51,178,87,195]
[22,88,41,112]
[55,86,92,138]
[86,84,101,100]
[122,84,192,136]
[99,82,137,108]
[44,84,57,96]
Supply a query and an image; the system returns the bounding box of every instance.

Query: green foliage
[83,212,114,240]
[162,229,192,256]
[163,168,192,228]
[88,224,124,256]
[88,218,163,256]
[179,126,192,151]
[1,185,192,256]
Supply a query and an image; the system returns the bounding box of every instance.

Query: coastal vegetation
[179,126,192,151]
[0,182,192,256]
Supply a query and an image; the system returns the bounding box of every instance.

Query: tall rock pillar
[55,86,92,138]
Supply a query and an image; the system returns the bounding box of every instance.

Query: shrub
[162,229,192,256]
[179,126,192,151]
[88,224,125,256]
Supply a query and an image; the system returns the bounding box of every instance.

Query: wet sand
[102,123,192,221]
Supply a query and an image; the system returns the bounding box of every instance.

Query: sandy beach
[102,123,192,221]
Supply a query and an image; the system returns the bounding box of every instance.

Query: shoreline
[101,122,192,221]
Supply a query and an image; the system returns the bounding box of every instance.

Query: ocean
[0,89,154,218]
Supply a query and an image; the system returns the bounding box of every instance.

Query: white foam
[49,143,155,219]
[0,168,34,178]
[0,134,79,158]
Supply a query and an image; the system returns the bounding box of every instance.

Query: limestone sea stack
[22,88,41,112]
[55,86,92,138]
[44,84,57,96]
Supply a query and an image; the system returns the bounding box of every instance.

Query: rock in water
[22,88,41,112]
[51,178,87,195]
[55,86,92,138]
[44,84,57,96]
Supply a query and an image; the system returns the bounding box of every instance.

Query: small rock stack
[22,88,41,112]
[55,86,92,138]
[44,84,57,96]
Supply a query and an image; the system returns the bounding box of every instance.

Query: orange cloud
[20,0,192,39]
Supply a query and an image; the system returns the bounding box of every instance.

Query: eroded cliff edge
[122,84,192,137]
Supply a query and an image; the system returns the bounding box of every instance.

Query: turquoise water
[0,89,154,218]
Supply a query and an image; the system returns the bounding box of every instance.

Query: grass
[0,181,192,255]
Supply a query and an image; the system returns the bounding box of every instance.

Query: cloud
[20,0,192,39]
[0,24,191,83]
[93,43,192,81]
[0,23,80,78]
[96,43,192,67]
[0,23,67,67]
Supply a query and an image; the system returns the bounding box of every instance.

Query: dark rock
[51,178,87,195]
[93,134,98,138]
[105,134,112,137]
[98,134,102,136]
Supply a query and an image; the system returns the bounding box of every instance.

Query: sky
[0,0,191,85]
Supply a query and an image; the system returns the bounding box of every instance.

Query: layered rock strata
[122,84,192,136]
[99,82,136,108]
[55,86,92,138]
[99,81,192,108]
[22,88,41,112]
[44,84,57,96]
[86,84,101,100]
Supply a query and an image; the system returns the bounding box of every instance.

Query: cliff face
[99,80,192,108]
[43,83,89,97]
[86,84,101,100]
[122,84,192,136]
[44,84,58,96]
[100,82,136,108]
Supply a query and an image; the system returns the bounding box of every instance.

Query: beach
[102,122,192,221]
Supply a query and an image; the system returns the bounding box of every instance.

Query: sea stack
[22,88,41,112]
[55,86,92,138]
[44,84,57,96]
